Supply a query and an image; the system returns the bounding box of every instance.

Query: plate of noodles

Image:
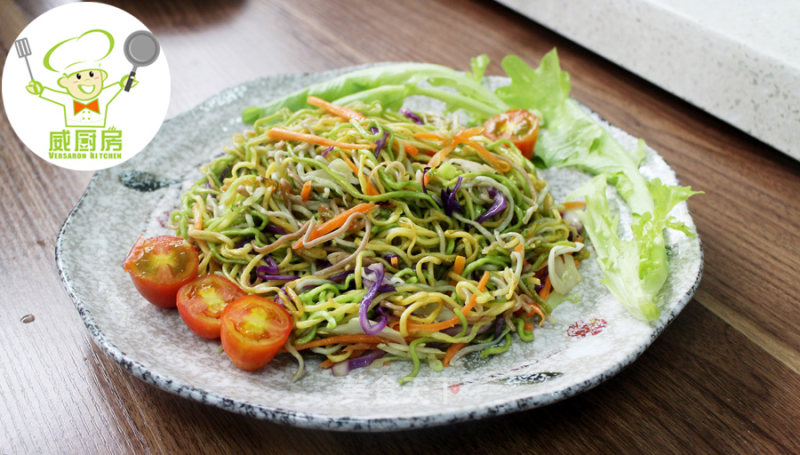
[56,54,702,431]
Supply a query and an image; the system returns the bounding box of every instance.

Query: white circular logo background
[2,3,170,171]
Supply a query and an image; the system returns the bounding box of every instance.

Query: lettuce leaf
[572,176,700,321]
[243,62,508,124]
[497,49,702,321]
[496,52,571,122]
[467,54,490,83]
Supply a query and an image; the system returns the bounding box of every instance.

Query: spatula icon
[14,38,35,81]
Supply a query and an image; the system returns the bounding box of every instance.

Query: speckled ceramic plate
[56,65,702,431]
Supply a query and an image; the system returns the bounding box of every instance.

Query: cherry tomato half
[220,295,293,371]
[483,109,540,158]
[123,235,199,308]
[176,275,245,339]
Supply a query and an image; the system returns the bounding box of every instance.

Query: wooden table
[2,1,798,453]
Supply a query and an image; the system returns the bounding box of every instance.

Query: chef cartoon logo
[28,29,135,129]
[2,3,170,171]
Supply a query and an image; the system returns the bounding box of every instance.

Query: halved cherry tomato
[220,295,293,370]
[123,235,199,308]
[483,109,540,158]
[176,275,245,338]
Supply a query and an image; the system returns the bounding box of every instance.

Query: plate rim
[55,66,704,431]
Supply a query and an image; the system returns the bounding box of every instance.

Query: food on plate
[123,49,699,382]
[168,94,584,383]
[123,235,199,308]
[176,274,245,338]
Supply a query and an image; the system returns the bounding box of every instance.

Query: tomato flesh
[176,275,245,338]
[483,109,539,158]
[220,296,293,370]
[123,235,199,308]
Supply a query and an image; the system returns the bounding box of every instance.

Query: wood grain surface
[1,0,799,453]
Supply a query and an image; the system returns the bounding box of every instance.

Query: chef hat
[44,29,114,75]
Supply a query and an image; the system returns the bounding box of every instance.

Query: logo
[2,3,170,170]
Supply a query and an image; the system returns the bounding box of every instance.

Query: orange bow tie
[73,99,100,115]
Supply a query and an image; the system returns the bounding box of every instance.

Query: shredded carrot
[522,275,551,322]
[526,301,546,322]
[461,139,512,172]
[456,126,485,139]
[391,256,399,267]
[299,203,378,247]
[524,322,534,332]
[575,236,583,243]
[340,154,378,196]
[365,167,382,196]
[404,142,419,157]
[407,295,478,333]
[307,96,365,121]
[422,126,509,171]
[320,358,335,369]
[562,201,586,211]
[442,343,467,367]
[427,141,457,170]
[347,349,366,358]
[539,275,551,301]
[343,343,374,352]
[477,270,490,291]
[363,180,380,196]
[301,181,312,201]
[413,132,445,140]
[267,128,372,150]
[408,271,489,333]
[514,242,526,266]
[425,128,483,169]
[191,204,203,230]
[341,154,359,173]
[452,255,466,276]
[294,334,388,351]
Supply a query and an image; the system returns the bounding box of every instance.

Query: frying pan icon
[123,30,160,92]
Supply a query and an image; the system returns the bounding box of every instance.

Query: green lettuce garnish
[571,176,701,321]
[242,62,508,125]
[497,49,702,321]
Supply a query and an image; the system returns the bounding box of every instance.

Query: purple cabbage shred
[328,269,354,282]
[331,350,387,376]
[399,108,424,125]
[359,263,389,335]
[475,187,507,223]
[439,176,464,216]
[374,131,389,158]
[263,224,287,235]
[261,256,279,274]
[349,350,385,370]
[234,237,253,249]
[255,266,298,282]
